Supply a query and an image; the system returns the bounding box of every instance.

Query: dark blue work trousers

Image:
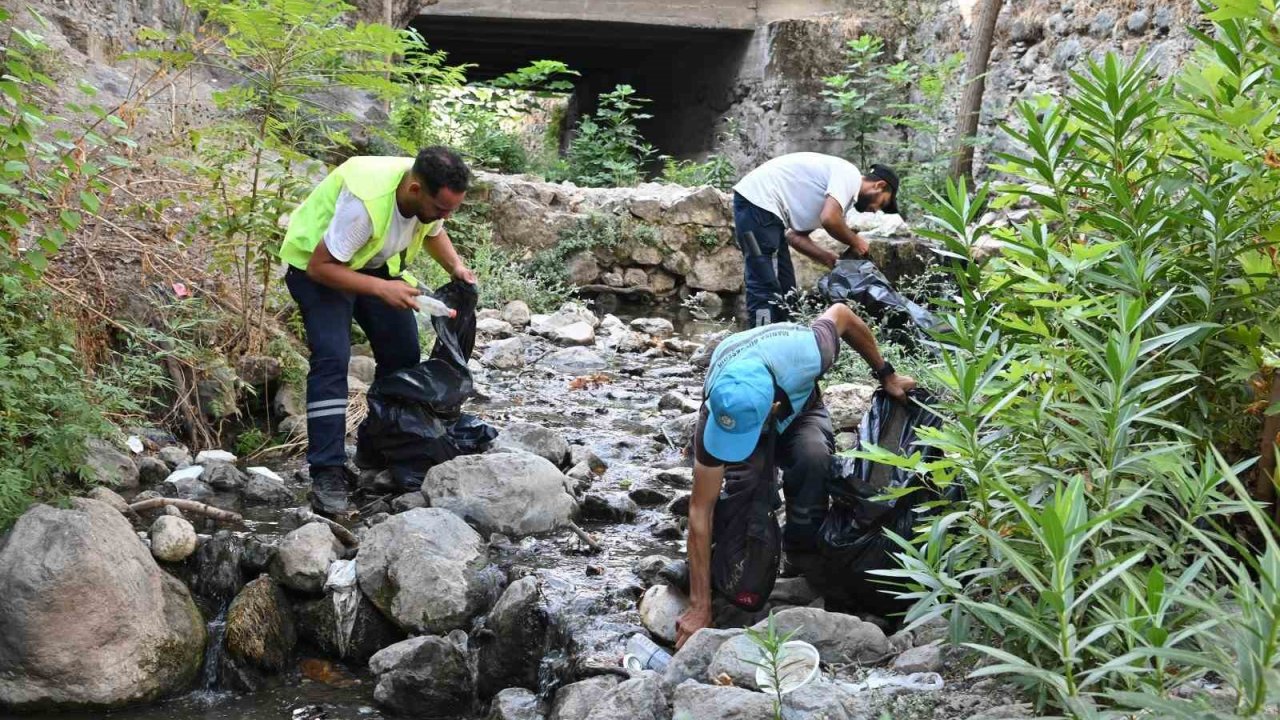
[733,192,796,328]
[285,265,420,470]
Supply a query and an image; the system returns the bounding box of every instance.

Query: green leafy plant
[745,612,801,720]
[552,84,656,188]
[659,153,735,191]
[869,3,1280,715]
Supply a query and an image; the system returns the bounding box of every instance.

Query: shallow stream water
[32,299,738,720]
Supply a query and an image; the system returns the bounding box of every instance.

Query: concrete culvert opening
[409,14,753,159]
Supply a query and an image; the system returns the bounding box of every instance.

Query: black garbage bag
[710,428,781,612]
[357,281,498,490]
[815,388,961,618]
[817,258,943,338]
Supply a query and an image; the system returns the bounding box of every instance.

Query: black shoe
[308,466,356,519]
[353,443,381,471]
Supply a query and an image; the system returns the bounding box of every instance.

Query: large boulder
[671,680,774,719]
[544,347,608,374]
[243,467,294,505]
[550,675,620,720]
[357,508,495,634]
[707,634,766,690]
[83,438,140,489]
[222,576,296,689]
[370,630,476,717]
[532,303,600,337]
[476,576,550,698]
[583,671,669,720]
[552,321,597,346]
[750,607,888,665]
[685,245,743,293]
[270,522,341,594]
[0,499,205,710]
[424,453,578,537]
[492,423,571,467]
[483,337,526,370]
[502,300,531,328]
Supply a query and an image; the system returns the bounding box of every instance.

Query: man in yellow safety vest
[279,146,475,517]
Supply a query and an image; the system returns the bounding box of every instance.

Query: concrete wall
[417,0,760,29]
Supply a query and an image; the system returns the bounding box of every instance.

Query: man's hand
[676,604,713,649]
[452,264,477,285]
[882,372,917,404]
[850,233,870,256]
[378,280,422,310]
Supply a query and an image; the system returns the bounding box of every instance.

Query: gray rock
[502,300,531,328]
[662,628,742,692]
[273,385,306,418]
[893,641,944,674]
[137,456,170,485]
[493,422,571,467]
[478,317,517,338]
[348,355,376,385]
[483,337,526,370]
[658,391,699,413]
[83,438,140,489]
[278,415,307,438]
[545,347,608,374]
[157,445,192,470]
[195,449,237,464]
[191,530,247,603]
[1126,9,1149,34]
[269,522,341,594]
[391,491,428,513]
[478,308,503,321]
[659,412,698,451]
[553,321,596,346]
[781,677,868,719]
[357,508,493,634]
[150,515,197,562]
[824,382,875,431]
[1009,18,1044,44]
[295,592,403,663]
[687,291,723,315]
[1052,37,1084,70]
[655,467,693,487]
[243,467,294,505]
[966,703,1036,719]
[489,687,546,720]
[162,466,213,502]
[1090,9,1117,36]
[569,445,608,474]
[477,576,549,697]
[236,354,281,386]
[668,494,690,517]
[609,330,651,353]
[204,461,246,490]
[0,499,205,710]
[638,585,689,644]
[198,364,239,418]
[628,486,672,506]
[707,634,765,689]
[690,330,729,369]
[85,486,131,515]
[630,317,675,337]
[749,608,888,665]
[425,452,578,536]
[1153,6,1174,33]
[550,675,620,720]
[370,630,475,717]
[581,492,638,522]
[566,252,600,286]
[622,268,648,288]
[223,576,296,688]
[584,671,669,720]
[671,680,774,719]
[652,521,683,540]
[532,303,599,336]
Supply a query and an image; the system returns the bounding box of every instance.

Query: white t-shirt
[323,188,443,268]
[733,153,863,232]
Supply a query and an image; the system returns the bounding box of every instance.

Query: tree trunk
[949,0,1006,183]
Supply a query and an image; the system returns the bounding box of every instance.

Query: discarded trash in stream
[845,669,945,694]
[298,658,360,688]
[324,560,359,658]
[755,640,821,695]
[358,281,498,489]
[623,634,672,673]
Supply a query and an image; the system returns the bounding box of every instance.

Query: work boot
[308,466,355,519]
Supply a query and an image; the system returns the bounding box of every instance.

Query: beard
[854,195,874,213]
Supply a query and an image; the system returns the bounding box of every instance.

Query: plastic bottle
[415,295,457,326]
[623,634,672,673]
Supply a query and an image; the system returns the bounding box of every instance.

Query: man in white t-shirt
[279,147,475,517]
[731,153,901,327]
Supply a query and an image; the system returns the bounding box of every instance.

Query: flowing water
[29,300,738,720]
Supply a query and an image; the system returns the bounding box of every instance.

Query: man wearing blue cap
[674,302,915,647]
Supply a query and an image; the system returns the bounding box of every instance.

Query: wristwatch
[872,361,895,382]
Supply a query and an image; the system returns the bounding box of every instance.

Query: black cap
[868,163,902,218]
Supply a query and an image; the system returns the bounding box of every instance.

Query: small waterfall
[196,604,229,698]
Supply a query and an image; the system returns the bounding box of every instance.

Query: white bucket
[755,640,821,695]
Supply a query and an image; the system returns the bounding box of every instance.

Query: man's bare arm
[306,242,421,309]
[819,195,869,256]
[675,460,725,648]
[786,229,839,268]
[821,303,916,401]
[423,227,475,283]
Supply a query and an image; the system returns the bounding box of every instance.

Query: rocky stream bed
[1,299,1035,720]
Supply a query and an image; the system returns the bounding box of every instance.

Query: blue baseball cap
[703,359,774,463]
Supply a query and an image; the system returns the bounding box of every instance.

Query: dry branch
[128,498,242,522]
